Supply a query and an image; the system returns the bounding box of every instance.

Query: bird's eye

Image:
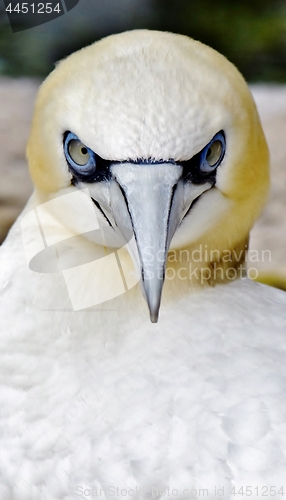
[199,132,226,173]
[64,131,96,176]
[68,140,90,166]
[206,141,222,166]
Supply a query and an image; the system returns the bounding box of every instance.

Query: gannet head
[27,30,269,322]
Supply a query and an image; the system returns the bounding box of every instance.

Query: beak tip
[150,312,159,324]
[143,278,162,324]
[147,299,161,324]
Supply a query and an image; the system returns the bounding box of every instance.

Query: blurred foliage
[0,0,286,80]
[152,0,286,81]
[0,0,152,76]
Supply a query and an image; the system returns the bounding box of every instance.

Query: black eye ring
[64,131,97,177]
[199,131,226,173]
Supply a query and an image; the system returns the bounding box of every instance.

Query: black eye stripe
[63,130,226,185]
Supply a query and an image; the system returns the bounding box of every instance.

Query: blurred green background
[1,0,286,81]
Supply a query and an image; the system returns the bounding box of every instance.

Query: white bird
[0,30,286,500]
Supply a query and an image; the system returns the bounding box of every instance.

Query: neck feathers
[166,237,248,289]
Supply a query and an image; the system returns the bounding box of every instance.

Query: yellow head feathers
[26,30,269,287]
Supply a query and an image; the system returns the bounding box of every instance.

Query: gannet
[1,30,286,499]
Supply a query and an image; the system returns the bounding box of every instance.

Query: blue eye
[64,132,96,176]
[199,132,226,173]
